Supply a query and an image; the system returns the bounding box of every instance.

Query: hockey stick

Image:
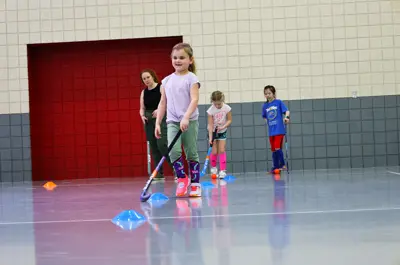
[284,125,289,174]
[147,141,151,176]
[200,127,218,177]
[264,119,271,173]
[140,130,182,202]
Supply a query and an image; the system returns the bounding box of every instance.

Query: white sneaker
[218,170,227,179]
[210,167,218,175]
[189,183,202,197]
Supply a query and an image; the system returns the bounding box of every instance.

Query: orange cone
[43,181,57,191]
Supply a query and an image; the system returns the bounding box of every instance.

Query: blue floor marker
[111,210,146,231]
[201,181,215,188]
[224,175,236,183]
[148,193,169,208]
[149,192,169,201]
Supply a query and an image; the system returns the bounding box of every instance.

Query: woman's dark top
[143,83,161,111]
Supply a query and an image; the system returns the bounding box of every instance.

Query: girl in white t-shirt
[206,91,232,179]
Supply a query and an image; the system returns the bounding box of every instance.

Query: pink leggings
[210,152,226,171]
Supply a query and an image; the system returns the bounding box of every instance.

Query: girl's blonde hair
[210,91,225,102]
[171,42,196,74]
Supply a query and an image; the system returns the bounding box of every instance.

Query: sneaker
[189,183,202,197]
[218,170,227,179]
[270,167,280,174]
[210,167,218,179]
[175,175,191,197]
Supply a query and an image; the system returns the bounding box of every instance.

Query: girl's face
[171,49,192,73]
[213,101,223,109]
[141,72,155,87]
[265,89,275,101]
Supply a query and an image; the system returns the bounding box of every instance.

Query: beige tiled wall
[0,0,399,114]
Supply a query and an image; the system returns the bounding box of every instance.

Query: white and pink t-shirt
[206,103,232,133]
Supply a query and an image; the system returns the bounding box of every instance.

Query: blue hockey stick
[200,128,218,177]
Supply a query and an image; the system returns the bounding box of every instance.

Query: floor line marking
[387,170,400,175]
[1,206,400,225]
[3,168,398,189]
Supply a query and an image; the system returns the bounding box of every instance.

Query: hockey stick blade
[140,130,182,202]
[200,128,218,177]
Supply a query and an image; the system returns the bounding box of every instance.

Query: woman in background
[139,69,175,181]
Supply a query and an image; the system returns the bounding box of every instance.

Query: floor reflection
[3,169,400,265]
[269,174,290,265]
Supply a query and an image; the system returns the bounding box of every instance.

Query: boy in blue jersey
[262,85,290,172]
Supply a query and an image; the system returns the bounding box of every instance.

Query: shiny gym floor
[1,167,400,265]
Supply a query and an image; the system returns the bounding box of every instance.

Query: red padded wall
[28,36,182,181]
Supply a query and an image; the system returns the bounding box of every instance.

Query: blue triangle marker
[113,219,146,230]
[224,175,236,183]
[148,193,169,208]
[201,181,215,188]
[149,193,169,201]
[111,210,146,231]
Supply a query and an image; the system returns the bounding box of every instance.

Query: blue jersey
[262,99,288,136]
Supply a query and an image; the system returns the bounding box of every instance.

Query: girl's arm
[219,111,232,131]
[155,86,167,126]
[280,100,289,120]
[183,83,200,120]
[283,110,290,124]
[262,103,267,121]
[224,111,232,128]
